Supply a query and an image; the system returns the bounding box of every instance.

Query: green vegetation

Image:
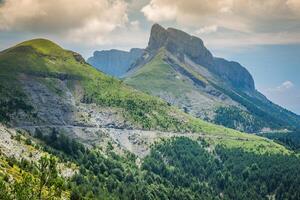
[214,106,266,133]
[125,49,195,97]
[210,81,300,131]
[0,77,33,123]
[142,137,300,200]
[29,133,300,199]
[260,130,300,151]
[0,155,65,200]
[35,129,147,199]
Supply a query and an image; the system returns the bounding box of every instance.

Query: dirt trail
[15,124,262,158]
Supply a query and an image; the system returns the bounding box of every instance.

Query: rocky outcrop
[87,48,144,77]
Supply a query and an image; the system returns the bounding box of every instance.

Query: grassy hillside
[0,39,292,154]
[0,39,246,132]
[125,48,196,97]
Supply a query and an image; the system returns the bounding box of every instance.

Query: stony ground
[0,125,77,178]
[10,75,271,160]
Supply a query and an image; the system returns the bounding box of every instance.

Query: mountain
[87,48,143,77]
[144,24,254,91]
[1,38,300,199]
[123,24,300,134]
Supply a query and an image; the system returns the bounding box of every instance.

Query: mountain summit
[145,24,254,91]
[147,24,214,68]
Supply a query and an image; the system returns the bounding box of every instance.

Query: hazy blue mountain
[87,48,143,77]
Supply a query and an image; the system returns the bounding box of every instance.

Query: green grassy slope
[125,49,195,97]
[0,39,291,154]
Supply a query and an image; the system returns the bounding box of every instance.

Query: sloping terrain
[0,38,286,153]
[0,39,270,140]
[1,39,300,199]
[124,24,300,134]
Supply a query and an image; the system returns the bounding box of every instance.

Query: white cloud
[195,25,218,34]
[0,0,128,44]
[262,81,299,114]
[267,81,295,92]
[130,20,140,30]
[278,81,295,90]
[141,0,177,22]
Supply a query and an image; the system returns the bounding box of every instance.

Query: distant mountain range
[89,24,300,134]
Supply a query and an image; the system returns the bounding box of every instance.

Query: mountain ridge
[121,24,300,134]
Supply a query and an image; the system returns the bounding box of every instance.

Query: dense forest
[260,131,300,151]
[2,130,300,200]
[214,106,266,133]
[210,81,300,132]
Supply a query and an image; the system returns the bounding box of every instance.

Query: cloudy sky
[0,0,299,114]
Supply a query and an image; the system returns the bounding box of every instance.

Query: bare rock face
[146,24,255,91]
[147,24,169,51]
[213,58,255,90]
[147,24,214,68]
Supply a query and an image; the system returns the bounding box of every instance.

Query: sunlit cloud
[141,0,300,46]
[141,0,177,22]
[0,0,128,44]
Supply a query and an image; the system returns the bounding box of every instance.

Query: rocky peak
[147,24,169,51]
[146,24,255,91]
[147,24,214,67]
